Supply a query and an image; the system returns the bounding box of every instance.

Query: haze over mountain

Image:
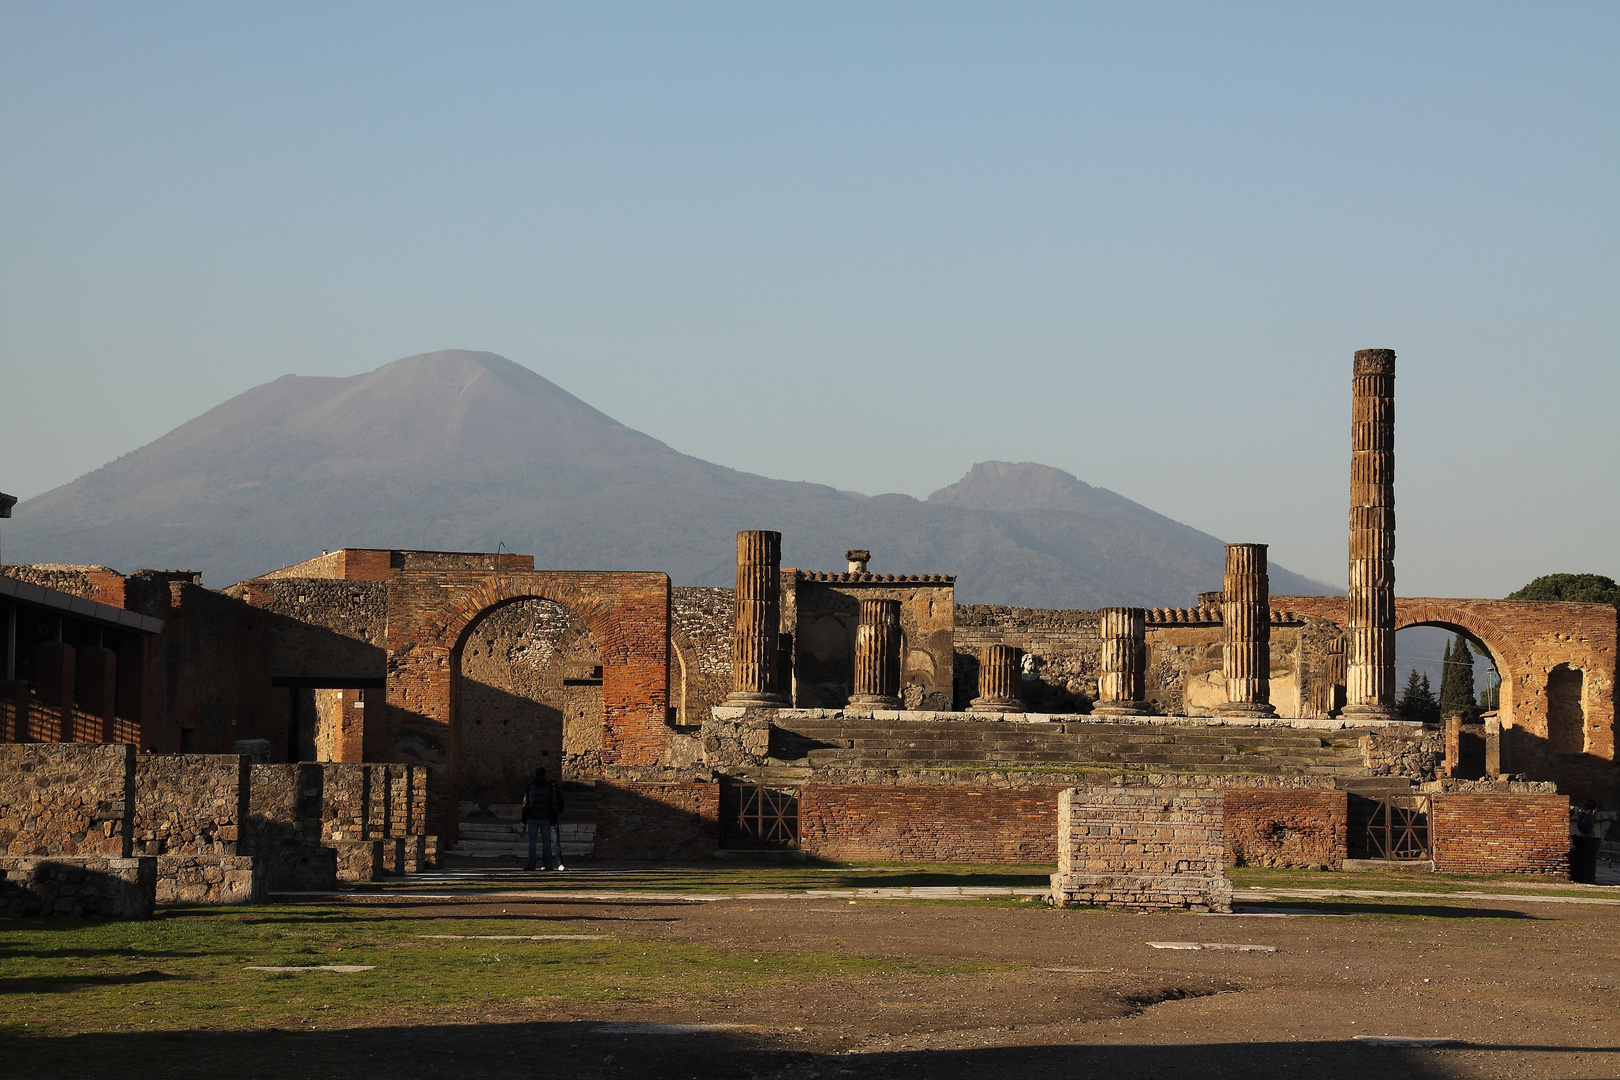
[7,350,1335,605]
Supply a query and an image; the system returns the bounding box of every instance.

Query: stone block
[331,840,383,883]
[0,855,156,919]
[154,855,265,904]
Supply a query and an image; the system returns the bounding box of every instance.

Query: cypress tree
[1438,634,1477,720]
[1418,672,1439,723]
[1398,668,1440,723]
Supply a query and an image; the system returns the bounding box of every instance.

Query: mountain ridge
[8,350,1338,604]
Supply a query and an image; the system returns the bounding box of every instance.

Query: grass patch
[403,861,1055,895]
[0,905,1000,1040]
[1225,865,1599,896]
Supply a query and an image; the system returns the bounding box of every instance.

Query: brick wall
[1051,785,1232,911]
[1430,792,1571,876]
[794,579,956,711]
[0,743,134,857]
[593,781,719,859]
[1277,595,1618,807]
[1224,789,1347,870]
[383,569,672,840]
[955,605,1100,712]
[0,855,155,918]
[133,754,250,855]
[671,587,733,726]
[798,785,1061,863]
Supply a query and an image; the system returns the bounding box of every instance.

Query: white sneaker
[554,864,567,871]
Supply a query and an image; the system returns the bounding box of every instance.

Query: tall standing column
[969,644,1022,713]
[1344,348,1398,720]
[1215,543,1277,718]
[1092,607,1151,716]
[725,530,786,707]
[848,598,902,710]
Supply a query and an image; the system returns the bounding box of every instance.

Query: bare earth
[115,886,1617,1080]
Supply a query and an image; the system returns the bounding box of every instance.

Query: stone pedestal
[1343,349,1399,721]
[1215,543,1277,718]
[1092,607,1151,716]
[848,598,901,709]
[724,530,786,707]
[969,645,1022,713]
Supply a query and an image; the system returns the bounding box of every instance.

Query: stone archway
[381,569,672,841]
[454,596,604,809]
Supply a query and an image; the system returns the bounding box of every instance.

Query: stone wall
[793,577,955,711]
[154,855,264,904]
[1363,726,1444,780]
[0,855,156,918]
[798,785,1060,863]
[133,754,249,855]
[1223,789,1347,870]
[671,587,734,727]
[955,605,1099,712]
[1430,792,1571,875]
[457,597,603,800]
[1050,786,1232,911]
[0,743,133,857]
[593,781,719,859]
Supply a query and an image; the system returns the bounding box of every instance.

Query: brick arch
[382,570,672,840]
[1276,594,1617,805]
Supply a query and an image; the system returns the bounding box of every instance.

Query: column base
[846,694,902,710]
[1340,703,1401,722]
[967,697,1022,714]
[1213,702,1277,718]
[722,692,787,708]
[1091,701,1154,716]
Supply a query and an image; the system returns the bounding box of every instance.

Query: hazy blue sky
[2,3,1615,597]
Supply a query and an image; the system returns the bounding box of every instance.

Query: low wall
[0,855,156,918]
[798,785,1061,863]
[134,754,249,855]
[1050,786,1231,911]
[594,782,720,860]
[154,855,264,904]
[1430,792,1570,876]
[1224,789,1348,870]
[0,743,134,857]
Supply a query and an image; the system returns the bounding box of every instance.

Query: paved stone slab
[245,965,375,973]
[1353,1036,1461,1047]
[593,1022,742,1035]
[1147,941,1277,952]
[418,934,607,940]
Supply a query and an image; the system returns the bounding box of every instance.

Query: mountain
[6,350,1336,605]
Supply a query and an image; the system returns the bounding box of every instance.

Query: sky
[2,2,1616,598]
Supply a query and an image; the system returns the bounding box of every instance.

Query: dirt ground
[30,885,1613,1080]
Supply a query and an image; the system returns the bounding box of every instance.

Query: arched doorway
[1393,624,1503,720]
[453,597,604,813]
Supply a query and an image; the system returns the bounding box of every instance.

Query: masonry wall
[671,587,734,727]
[798,785,1061,863]
[133,754,249,855]
[1429,792,1571,876]
[593,781,719,859]
[0,743,134,857]
[954,605,1100,712]
[1223,789,1348,870]
[1277,595,1619,808]
[1051,785,1232,911]
[793,577,955,711]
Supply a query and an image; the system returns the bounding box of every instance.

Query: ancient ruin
[2,347,1614,913]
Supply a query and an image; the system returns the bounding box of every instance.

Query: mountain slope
[8,350,1335,604]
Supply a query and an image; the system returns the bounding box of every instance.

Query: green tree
[1398,667,1440,723]
[1438,633,1478,720]
[1508,573,1620,608]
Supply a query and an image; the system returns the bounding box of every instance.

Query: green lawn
[0,905,997,1040]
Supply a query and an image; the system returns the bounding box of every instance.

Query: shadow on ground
[4,1021,1613,1080]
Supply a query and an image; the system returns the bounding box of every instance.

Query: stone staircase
[764,716,1372,782]
[450,781,598,861]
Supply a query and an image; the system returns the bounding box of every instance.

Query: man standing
[521,767,565,872]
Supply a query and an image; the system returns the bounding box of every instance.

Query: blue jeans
[526,820,559,869]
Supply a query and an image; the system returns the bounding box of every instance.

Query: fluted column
[848,598,902,709]
[969,644,1022,713]
[725,530,786,707]
[1092,607,1151,716]
[1215,543,1276,718]
[1343,348,1398,720]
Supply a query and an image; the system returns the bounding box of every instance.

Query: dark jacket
[523,781,564,824]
